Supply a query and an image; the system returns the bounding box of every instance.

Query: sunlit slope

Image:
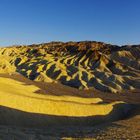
[0,74,130,118]
[0,41,140,93]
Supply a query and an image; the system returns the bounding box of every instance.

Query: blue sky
[0,0,140,46]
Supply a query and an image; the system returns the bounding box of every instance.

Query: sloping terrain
[0,41,140,139]
[0,112,139,139]
[0,73,139,140]
[0,74,131,125]
[0,41,140,93]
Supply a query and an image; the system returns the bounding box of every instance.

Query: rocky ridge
[0,41,140,93]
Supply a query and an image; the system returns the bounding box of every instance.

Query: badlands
[0,41,139,139]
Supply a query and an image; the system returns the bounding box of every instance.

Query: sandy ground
[0,73,139,139]
[0,113,139,139]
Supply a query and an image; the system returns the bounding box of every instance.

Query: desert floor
[0,73,139,140]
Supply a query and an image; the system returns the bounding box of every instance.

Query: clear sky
[0,0,140,46]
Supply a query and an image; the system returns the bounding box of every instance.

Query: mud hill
[0,41,140,93]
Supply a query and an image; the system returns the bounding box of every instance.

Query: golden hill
[0,41,140,139]
[0,73,138,139]
[0,73,132,127]
[0,41,140,93]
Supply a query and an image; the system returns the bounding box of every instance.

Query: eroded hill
[0,41,140,93]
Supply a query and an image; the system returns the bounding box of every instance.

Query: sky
[0,0,140,46]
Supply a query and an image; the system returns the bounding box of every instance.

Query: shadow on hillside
[0,73,140,104]
[0,73,98,98]
[0,103,132,128]
[0,73,34,85]
[0,103,136,138]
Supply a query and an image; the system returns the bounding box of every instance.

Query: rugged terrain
[0,41,140,93]
[0,41,140,139]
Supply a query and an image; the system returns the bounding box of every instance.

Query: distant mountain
[0,41,140,93]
